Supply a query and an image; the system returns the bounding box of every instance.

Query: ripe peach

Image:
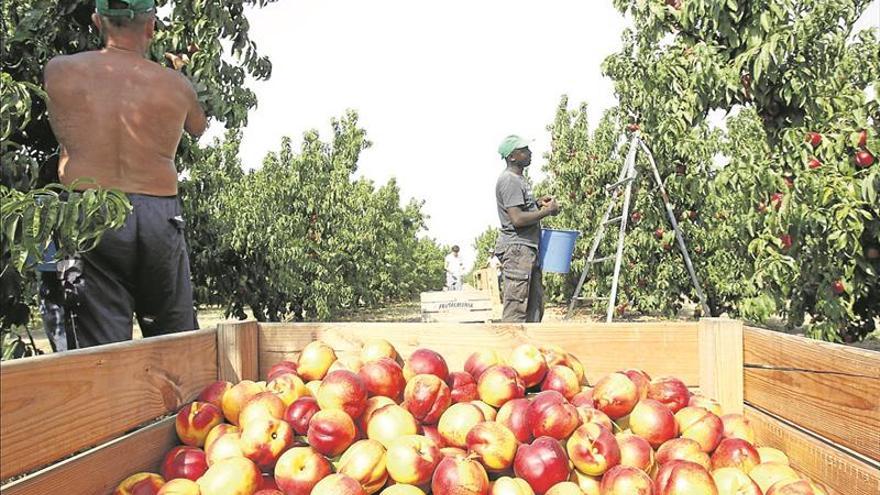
[198,381,233,409]
[203,424,238,454]
[157,478,199,495]
[161,446,208,481]
[688,394,722,416]
[492,476,535,495]
[566,423,620,476]
[361,338,399,363]
[675,406,723,453]
[591,372,639,419]
[274,446,333,495]
[538,345,566,368]
[647,376,691,413]
[621,369,651,399]
[403,373,453,424]
[298,341,336,381]
[710,438,760,473]
[656,438,711,470]
[544,481,583,495]
[720,414,756,444]
[197,457,262,495]
[654,460,718,495]
[431,455,490,495]
[568,470,602,495]
[257,474,280,491]
[266,360,298,382]
[366,404,420,448]
[330,355,365,374]
[437,402,485,448]
[222,380,266,426]
[359,357,406,400]
[711,467,762,495]
[496,398,532,443]
[466,421,518,472]
[513,436,571,495]
[308,409,357,456]
[447,371,479,403]
[575,406,613,432]
[386,434,442,486]
[267,372,308,407]
[508,344,549,388]
[359,396,397,433]
[240,417,293,471]
[616,432,655,472]
[113,473,165,495]
[562,353,586,385]
[381,485,426,495]
[540,366,579,401]
[422,424,447,448]
[311,473,367,495]
[465,350,504,380]
[600,465,655,495]
[318,369,368,419]
[477,365,526,408]
[766,479,827,495]
[305,380,322,397]
[569,389,593,408]
[403,348,449,381]
[337,439,389,494]
[205,429,244,466]
[239,391,285,427]
[284,396,320,435]
[254,490,284,495]
[757,447,790,465]
[526,390,580,440]
[748,463,800,494]
[440,446,468,458]
[470,400,497,421]
[176,401,224,447]
[629,399,679,448]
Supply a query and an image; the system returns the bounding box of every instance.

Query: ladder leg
[606,135,640,322]
[639,139,712,317]
[565,190,619,319]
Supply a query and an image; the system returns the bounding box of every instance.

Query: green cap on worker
[96,0,155,18]
[498,135,532,159]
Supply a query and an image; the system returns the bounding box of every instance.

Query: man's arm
[180,76,207,137]
[506,205,554,228]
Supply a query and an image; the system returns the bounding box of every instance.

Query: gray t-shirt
[496,169,541,250]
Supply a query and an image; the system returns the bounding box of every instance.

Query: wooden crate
[473,267,502,304]
[419,290,493,322]
[1,319,878,495]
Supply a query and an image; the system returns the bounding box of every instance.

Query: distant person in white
[445,245,466,291]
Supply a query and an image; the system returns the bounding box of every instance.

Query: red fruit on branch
[805,132,822,148]
[626,123,640,132]
[770,193,783,209]
[780,234,792,250]
[808,158,821,170]
[831,280,845,295]
[855,150,875,168]
[857,130,867,148]
[631,211,642,222]
[654,228,665,240]
[784,177,794,188]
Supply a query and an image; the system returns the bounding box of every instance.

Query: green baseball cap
[498,135,532,159]
[96,0,155,18]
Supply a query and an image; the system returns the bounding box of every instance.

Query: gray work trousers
[499,244,544,323]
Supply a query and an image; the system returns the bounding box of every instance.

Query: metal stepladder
[565,131,711,322]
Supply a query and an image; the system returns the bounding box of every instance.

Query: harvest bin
[1,319,877,494]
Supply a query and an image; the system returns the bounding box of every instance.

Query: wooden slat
[745,406,880,495]
[699,319,744,415]
[1,417,177,495]
[257,322,701,386]
[0,330,216,480]
[217,321,259,383]
[743,327,880,461]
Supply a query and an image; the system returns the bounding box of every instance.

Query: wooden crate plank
[745,406,880,495]
[743,327,880,461]
[1,417,176,495]
[257,322,701,386]
[217,321,259,383]
[699,319,744,415]
[0,330,216,480]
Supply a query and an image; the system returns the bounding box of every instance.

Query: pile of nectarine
[114,340,826,495]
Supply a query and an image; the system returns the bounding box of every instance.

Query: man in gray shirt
[495,135,559,322]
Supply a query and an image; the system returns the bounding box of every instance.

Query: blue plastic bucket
[538,228,580,273]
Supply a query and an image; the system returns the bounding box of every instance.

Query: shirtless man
[44,0,206,347]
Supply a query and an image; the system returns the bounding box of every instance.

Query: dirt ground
[19,296,880,355]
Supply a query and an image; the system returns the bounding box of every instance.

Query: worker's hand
[541,197,560,216]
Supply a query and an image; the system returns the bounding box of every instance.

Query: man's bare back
[46,48,205,197]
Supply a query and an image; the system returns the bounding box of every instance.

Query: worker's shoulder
[44,52,87,78]
[495,169,525,188]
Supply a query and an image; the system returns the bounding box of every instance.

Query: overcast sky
[208,0,879,270]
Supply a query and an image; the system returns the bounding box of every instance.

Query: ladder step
[605,177,635,191]
[574,296,610,301]
[603,216,623,226]
[589,256,613,263]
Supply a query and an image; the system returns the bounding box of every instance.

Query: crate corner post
[216,321,260,383]
[699,317,744,415]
